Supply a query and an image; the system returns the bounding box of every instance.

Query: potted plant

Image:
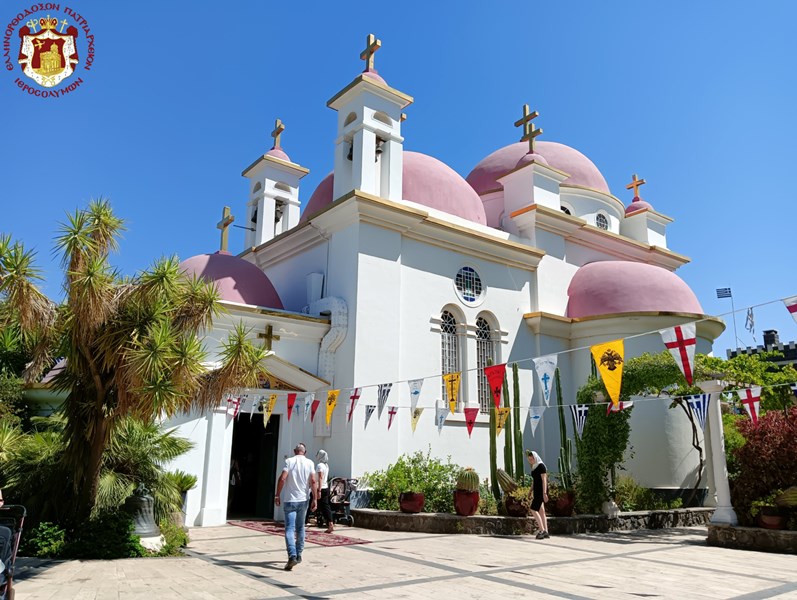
[166,470,198,525]
[751,489,786,530]
[545,479,576,517]
[453,467,480,516]
[399,490,425,513]
[497,468,528,517]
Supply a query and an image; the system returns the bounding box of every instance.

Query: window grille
[440,310,460,410]
[455,266,483,304]
[596,213,609,230]
[476,317,495,414]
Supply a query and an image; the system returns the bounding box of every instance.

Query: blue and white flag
[303,393,314,422]
[435,400,447,434]
[686,394,711,431]
[408,378,423,412]
[377,383,392,420]
[533,355,557,406]
[570,404,589,438]
[529,405,545,437]
[364,405,376,429]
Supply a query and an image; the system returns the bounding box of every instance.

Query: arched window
[441,310,460,410]
[476,317,496,414]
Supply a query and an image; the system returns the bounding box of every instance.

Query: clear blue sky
[2,1,796,357]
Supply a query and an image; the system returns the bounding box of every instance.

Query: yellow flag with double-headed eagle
[590,339,624,408]
[443,372,461,414]
[325,389,340,426]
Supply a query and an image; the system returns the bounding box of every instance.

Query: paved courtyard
[11,524,797,599]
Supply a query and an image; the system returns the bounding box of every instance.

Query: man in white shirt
[274,443,317,571]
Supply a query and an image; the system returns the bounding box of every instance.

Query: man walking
[274,443,317,571]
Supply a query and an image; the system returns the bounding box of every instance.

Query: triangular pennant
[435,400,447,434]
[310,397,321,422]
[228,396,241,419]
[248,395,257,422]
[529,406,545,437]
[387,406,398,430]
[377,383,392,420]
[484,364,506,409]
[783,295,797,324]
[533,355,557,406]
[464,407,479,437]
[660,323,697,386]
[685,394,710,430]
[303,393,313,422]
[263,394,277,428]
[286,393,297,421]
[326,389,340,426]
[591,339,624,408]
[408,379,423,412]
[570,404,589,438]
[738,386,761,426]
[606,400,634,416]
[410,407,424,433]
[364,405,376,429]
[347,388,361,424]
[496,407,511,436]
[443,372,461,414]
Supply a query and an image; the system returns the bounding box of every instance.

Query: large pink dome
[566,261,702,319]
[179,252,284,309]
[466,141,610,195]
[301,151,487,225]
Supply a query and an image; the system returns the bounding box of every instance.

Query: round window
[455,266,484,305]
[596,213,609,230]
[560,206,572,215]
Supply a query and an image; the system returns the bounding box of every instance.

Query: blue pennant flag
[570,404,589,438]
[686,393,711,431]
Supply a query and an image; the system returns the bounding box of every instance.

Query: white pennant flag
[783,295,797,324]
[347,388,361,425]
[364,405,376,429]
[686,394,710,430]
[570,404,589,438]
[408,379,423,412]
[529,406,545,437]
[660,323,697,386]
[435,400,447,434]
[377,383,392,420]
[248,394,257,421]
[533,356,557,406]
[303,393,314,422]
[738,386,761,426]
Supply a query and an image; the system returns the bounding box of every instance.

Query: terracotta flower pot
[551,490,576,517]
[399,491,425,513]
[453,490,480,516]
[757,507,786,530]
[504,495,528,517]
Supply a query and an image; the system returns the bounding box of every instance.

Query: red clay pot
[551,491,576,517]
[453,490,480,517]
[399,492,425,514]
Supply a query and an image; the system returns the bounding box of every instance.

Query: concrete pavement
[12,524,797,599]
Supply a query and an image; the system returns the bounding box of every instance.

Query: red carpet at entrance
[228,520,372,547]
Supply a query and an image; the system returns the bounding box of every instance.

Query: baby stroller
[0,505,26,600]
[328,477,357,527]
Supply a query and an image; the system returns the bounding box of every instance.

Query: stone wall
[352,508,714,536]
[708,523,797,554]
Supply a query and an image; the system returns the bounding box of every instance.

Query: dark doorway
[228,414,280,520]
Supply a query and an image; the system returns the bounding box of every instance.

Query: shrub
[613,475,681,511]
[62,510,147,559]
[478,480,498,515]
[362,448,460,513]
[157,518,190,556]
[722,413,745,481]
[732,407,797,525]
[19,521,66,558]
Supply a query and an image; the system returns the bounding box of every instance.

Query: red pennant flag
[660,324,697,385]
[310,398,321,422]
[348,387,361,424]
[387,406,398,430]
[738,387,761,426]
[228,397,241,419]
[606,400,634,416]
[464,407,479,437]
[286,393,297,421]
[484,364,506,409]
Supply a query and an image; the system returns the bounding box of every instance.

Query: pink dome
[179,252,284,309]
[265,146,291,162]
[566,261,703,319]
[301,151,487,225]
[625,197,655,215]
[466,141,610,195]
[362,69,387,85]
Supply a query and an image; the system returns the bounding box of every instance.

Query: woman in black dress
[526,450,550,539]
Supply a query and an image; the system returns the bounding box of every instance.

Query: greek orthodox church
[170,35,724,526]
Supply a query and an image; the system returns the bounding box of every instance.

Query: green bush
[722,413,745,481]
[613,475,683,511]
[63,510,147,559]
[157,518,189,556]
[362,448,460,513]
[478,480,498,515]
[19,521,66,558]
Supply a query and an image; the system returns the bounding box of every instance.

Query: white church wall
[536,255,579,315]
[260,242,328,311]
[162,410,210,527]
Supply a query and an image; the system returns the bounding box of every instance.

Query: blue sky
[2,1,796,356]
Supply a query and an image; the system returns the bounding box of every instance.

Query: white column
[197,406,234,526]
[698,380,738,525]
[351,128,377,195]
[380,137,403,201]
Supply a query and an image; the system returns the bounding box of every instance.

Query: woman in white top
[315,449,334,533]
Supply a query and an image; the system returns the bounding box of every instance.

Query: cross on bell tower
[216,206,235,252]
[360,33,381,72]
[514,104,543,154]
[270,118,285,149]
[626,173,646,199]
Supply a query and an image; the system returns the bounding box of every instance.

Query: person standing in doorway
[315,449,334,534]
[274,443,317,571]
[526,450,550,539]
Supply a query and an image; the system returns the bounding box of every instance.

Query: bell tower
[327,34,413,202]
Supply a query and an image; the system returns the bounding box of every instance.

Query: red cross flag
[738,386,761,426]
[784,295,797,324]
[347,388,361,424]
[660,323,697,385]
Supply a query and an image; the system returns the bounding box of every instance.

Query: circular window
[560,206,572,215]
[455,266,484,305]
[596,213,609,230]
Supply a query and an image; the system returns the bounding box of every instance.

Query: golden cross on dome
[270,118,285,148]
[216,206,235,252]
[514,104,542,154]
[626,173,646,198]
[258,324,281,351]
[360,33,382,72]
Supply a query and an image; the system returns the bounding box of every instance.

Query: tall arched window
[476,317,496,414]
[441,310,460,410]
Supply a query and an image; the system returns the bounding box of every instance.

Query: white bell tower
[241,119,309,250]
[327,34,413,202]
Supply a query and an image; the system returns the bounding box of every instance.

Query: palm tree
[0,199,268,521]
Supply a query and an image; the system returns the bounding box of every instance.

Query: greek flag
[570,404,589,438]
[716,287,732,299]
[364,405,376,429]
[686,394,711,431]
[377,383,392,420]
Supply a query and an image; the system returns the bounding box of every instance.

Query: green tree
[0,200,268,521]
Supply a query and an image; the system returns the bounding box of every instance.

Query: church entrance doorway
[228,414,280,520]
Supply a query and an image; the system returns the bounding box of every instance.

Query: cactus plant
[512,363,524,479]
[555,367,575,491]
[489,397,500,502]
[496,468,518,494]
[456,467,480,492]
[502,373,514,479]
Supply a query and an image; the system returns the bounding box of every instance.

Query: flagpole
[730,295,740,347]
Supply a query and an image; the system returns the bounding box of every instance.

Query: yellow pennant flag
[443,372,461,414]
[591,339,624,408]
[496,407,511,435]
[263,394,278,428]
[410,407,424,433]
[326,389,340,426]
